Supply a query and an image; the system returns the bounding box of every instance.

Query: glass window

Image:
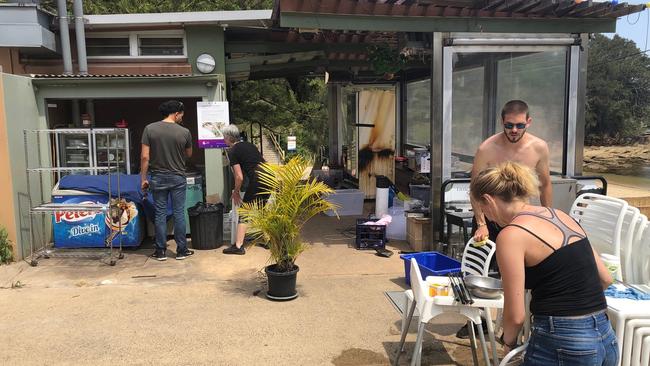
[86,38,130,57]
[496,51,567,173]
[451,64,484,174]
[447,49,567,175]
[406,79,430,147]
[138,37,184,56]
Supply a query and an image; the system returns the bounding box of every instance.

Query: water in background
[585,169,650,190]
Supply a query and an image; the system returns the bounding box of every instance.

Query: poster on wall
[197,101,229,148]
[287,136,296,151]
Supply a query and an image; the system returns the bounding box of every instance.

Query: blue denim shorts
[524,310,619,366]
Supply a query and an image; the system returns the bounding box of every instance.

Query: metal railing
[249,122,286,164]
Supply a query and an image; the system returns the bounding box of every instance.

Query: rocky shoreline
[583,143,650,175]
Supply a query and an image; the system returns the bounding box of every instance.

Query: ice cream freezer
[52,186,144,248]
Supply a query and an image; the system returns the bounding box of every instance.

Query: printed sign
[52,194,143,248]
[197,101,230,149]
[287,136,296,151]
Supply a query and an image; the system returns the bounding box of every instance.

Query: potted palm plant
[239,157,337,300]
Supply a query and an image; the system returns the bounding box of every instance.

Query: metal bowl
[463,275,503,299]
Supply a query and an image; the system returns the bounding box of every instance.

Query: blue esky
[608,0,649,50]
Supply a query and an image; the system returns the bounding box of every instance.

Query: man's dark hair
[159,100,184,117]
[501,100,529,120]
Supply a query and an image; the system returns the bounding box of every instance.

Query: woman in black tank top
[471,162,617,366]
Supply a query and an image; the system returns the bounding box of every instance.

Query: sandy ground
[0,214,497,366]
[583,142,650,174]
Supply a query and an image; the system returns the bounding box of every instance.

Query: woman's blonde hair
[470,161,540,203]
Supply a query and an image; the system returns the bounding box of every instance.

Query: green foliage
[238,157,337,272]
[35,0,273,14]
[0,227,14,265]
[586,34,650,144]
[231,78,329,157]
[367,44,406,76]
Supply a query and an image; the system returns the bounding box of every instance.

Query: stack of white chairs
[616,215,650,366]
[569,193,629,280]
[570,193,650,366]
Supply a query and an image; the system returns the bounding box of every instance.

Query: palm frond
[239,157,338,271]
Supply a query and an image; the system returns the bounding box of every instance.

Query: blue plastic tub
[400,252,461,286]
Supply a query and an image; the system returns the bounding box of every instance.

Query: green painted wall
[2,73,50,259]
[186,26,228,200]
[186,26,226,75]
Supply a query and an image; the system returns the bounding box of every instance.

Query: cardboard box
[407,216,432,252]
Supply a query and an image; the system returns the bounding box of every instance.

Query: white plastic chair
[398,258,491,366]
[498,344,527,366]
[606,297,650,366]
[642,334,650,366]
[570,193,629,280]
[619,206,641,282]
[629,215,648,284]
[623,318,650,366]
[396,239,501,366]
[461,238,501,363]
[631,326,650,366]
[640,229,650,286]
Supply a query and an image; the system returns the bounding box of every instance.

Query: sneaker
[455,322,489,339]
[222,245,246,255]
[176,249,195,260]
[151,250,167,261]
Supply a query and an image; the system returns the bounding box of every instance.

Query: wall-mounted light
[196,53,216,74]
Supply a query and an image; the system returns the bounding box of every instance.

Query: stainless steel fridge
[54,128,131,180]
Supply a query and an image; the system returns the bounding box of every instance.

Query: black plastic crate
[355,218,387,250]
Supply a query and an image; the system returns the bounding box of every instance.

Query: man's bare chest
[486,151,538,170]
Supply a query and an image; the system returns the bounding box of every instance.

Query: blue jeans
[524,310,619,366]
[150,173,187,253]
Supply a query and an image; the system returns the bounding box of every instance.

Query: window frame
[85,30,187,60]
[404,77,432,148]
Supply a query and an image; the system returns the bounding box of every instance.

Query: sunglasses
[504,122,527,130]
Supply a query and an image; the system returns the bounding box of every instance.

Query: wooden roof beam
[512,0,543,14]
[608,4,646,18]
[572,2,610,17]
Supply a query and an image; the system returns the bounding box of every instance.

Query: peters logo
[55,201,99,223]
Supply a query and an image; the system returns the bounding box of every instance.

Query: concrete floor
[0,214,500,366]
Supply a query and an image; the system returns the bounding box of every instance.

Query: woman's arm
[232,164,244,206]
[591,247,614,290]
[496,228,527,350]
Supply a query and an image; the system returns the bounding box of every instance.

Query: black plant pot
[265,264,299,301]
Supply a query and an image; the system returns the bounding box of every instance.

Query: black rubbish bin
[188,202,224,250]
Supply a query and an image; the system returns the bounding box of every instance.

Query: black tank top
[506,208,607,317]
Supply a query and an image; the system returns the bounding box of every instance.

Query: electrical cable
[626,10,642,25]
[590,48,650,68]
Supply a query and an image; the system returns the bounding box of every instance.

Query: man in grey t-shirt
[141,100,193,261]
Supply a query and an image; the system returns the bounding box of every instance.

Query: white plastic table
[426,276,504,366]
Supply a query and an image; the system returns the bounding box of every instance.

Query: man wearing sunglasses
[455,100,552,340]
[470,99,552,244]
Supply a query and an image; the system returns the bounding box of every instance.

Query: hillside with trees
[586,34,650,145]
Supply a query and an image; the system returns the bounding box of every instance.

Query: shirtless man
[471,100,552,243]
